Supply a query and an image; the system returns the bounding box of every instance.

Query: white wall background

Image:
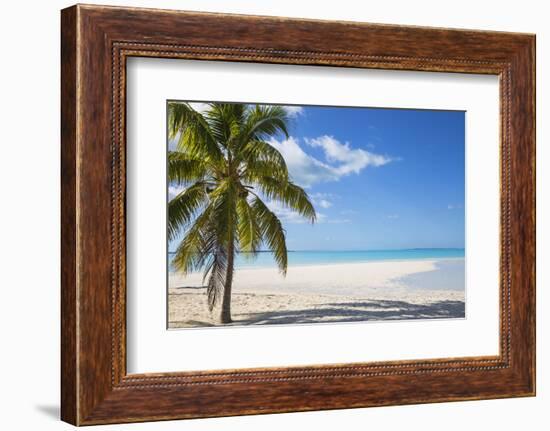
[0,0,546,429]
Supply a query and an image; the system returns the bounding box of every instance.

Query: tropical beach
[168,255,465,328]
[166,101,466,328]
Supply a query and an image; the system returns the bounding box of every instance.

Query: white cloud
[268,135,393,187]
[309,192,334,209]
[387,214,399,219]
[447,204,463,210]
[267,137,335,186]
[283,105,304,117]
[305,135,392,175]
[318,199,332,209]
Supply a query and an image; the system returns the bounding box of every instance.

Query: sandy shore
[168,259,465,328]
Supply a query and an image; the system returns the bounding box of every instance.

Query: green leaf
[251,197,288,274]
[240,105,289,147]
[239,140,289,181]
[168,102,318,315]
[167,181,209,241]
[168,102,223,163]
[236,196,263,254]
[171,205,216,274]
[253,176,316,223]
[168,151,208,184]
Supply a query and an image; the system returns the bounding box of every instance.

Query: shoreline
[170,257,465,276]
[168,258,465,328]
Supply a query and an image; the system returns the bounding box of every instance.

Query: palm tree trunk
[220,236,235,324]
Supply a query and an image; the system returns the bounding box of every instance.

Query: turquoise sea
[169,248,465,271]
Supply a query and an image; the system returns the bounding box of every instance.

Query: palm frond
[251,197,288,274]
[236,195,263,254]
[237,139,288,173]
[253,177,316,223]
[171,205,216,274]
[240,105,289,147]
[242,159,289,185]
[168,102,223,162]
[168,102,318,320]
[168,181,209,241]
[204,103,245,151]
[205,244,228,311]
[168,151,208,184]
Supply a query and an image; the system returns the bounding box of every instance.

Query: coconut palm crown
[168,102,316,323]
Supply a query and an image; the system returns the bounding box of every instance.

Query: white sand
[168,259,465,328]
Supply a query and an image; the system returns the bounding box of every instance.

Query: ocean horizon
[168,248,465,272]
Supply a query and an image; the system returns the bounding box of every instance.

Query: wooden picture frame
[61,4,535,425]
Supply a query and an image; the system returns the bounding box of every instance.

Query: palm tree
[168,102,316,324]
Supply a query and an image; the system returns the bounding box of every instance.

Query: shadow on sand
[233,299,465,326]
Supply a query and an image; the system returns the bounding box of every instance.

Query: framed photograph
[61,4,535,425]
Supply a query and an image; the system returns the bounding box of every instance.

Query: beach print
[167,101,465,328]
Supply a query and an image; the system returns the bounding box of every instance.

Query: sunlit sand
[169,259,465,328]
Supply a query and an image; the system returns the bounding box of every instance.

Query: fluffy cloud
[317,199,332,209]
[283,105,304,117]
[305,135,392,175]
[268,135,393,187]
[267,137,336,187]
[309,192,334,209]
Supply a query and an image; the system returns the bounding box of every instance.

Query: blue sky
[169,103,465,251]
